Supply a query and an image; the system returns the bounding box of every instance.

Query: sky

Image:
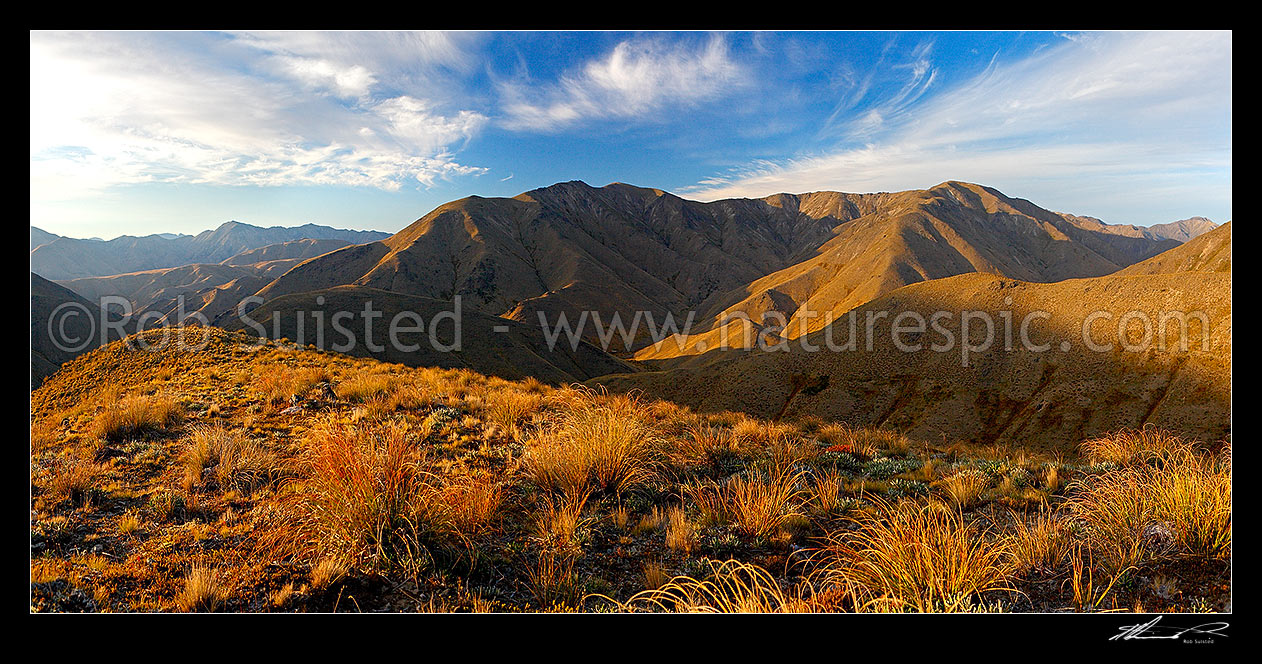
[30,30,1232,239]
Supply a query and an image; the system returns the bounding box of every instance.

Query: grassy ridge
[30,329,1230,612]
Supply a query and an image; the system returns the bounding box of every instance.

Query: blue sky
[30,30,1231,239]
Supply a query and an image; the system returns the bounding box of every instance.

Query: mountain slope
[260,181,1178,354]
[30,226,60,251]
[1117,222,1232,275]
[30,221,388,280]
[222,285,634,383]
[636,182,1179,361]
[596,270,1231,453]
[31,273,132,388]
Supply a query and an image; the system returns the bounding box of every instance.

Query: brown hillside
[1118,222,1231,275]
[221,285,634,383]
[258,181,1176,354]
[596,271,1230,453]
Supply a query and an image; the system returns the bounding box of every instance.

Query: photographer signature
[1111,616,1229,641]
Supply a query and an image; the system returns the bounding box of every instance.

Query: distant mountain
[258,181,1180,354]
[57,238,357,325]
[30,221,389,280]
[30,226,59,251]
[219,238,354,266]
[1118,221,1231,275]
[1057,214,1219,243]
[1146,217,1221,242]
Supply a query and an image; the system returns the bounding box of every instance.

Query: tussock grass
[176,565,226,612]
[92,393,183,441]
[664,506,696,553]
[670,425,740,472]
[690,465,807,538]
[533,490,591,547]
[614,559,810,613]
[296,419,461,572]
[44,457,102,505]
[808,467,850,517]
[182,425,281,495]
[1066,443,1230,570]
[813,500,1015,612]
[525,550,581,608]
[335,373,397,404]
[526,391,661,497]
[257,367,328,404]
[1081,426,1199,466]
[1008,511,1073,575]
[484,389,544,440]
[939,469,990,508]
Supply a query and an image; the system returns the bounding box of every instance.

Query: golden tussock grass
[335,373,397,404]
[294,419,460,571]
[690,465,807,538]
[613,559,811,613]
[483,389,544,440]
[92,393,184,442]
[939,469,991,509]
[43,456,103,505]
[1065,442,1230,570]
[1007,511,1073,575]
[1080,426,1199,466]
[664,505,696,553]
[669,424,740,471]
[813,500,1015,612]
[182,425,282,495]
[256,366,328,404]
[525,390,661,497]
[532,489,590,547]
[176,565,226,612]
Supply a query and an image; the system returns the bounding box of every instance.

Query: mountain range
[30,221,390,281]
[31,181,1229,450]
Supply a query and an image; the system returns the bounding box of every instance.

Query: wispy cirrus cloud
[30,31,490,202]
[498,35,747,132]
[684,31,1232,224]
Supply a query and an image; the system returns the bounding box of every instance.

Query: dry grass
[808,467,850,517]
[525,550,581,608]
[664,505,696,553]
[297,419,457,571]
[814,500,1015,612]
[1080,426,1199,466]
[182,425,281,495]
[484,389,544,440]
[533,490,591,547]
[939,469,991,509]
[670,425,740,472]
[1008,511,1073,575]
[690,465,807,538]
[176,565,226,612]
[526,393,661,497]
[117,511,144,537]
[615,559,810,613]
[335,373,396,404]
[92,393,183,441]
[310,557,349,592]
[1066,444,1230,570]
[441,475,504,536]
[44,457,102,505]
[257,367,328,404]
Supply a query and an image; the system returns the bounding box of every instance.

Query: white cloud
[500,35,746,131]
[684,31,1232,224]
[30,31,490,202]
